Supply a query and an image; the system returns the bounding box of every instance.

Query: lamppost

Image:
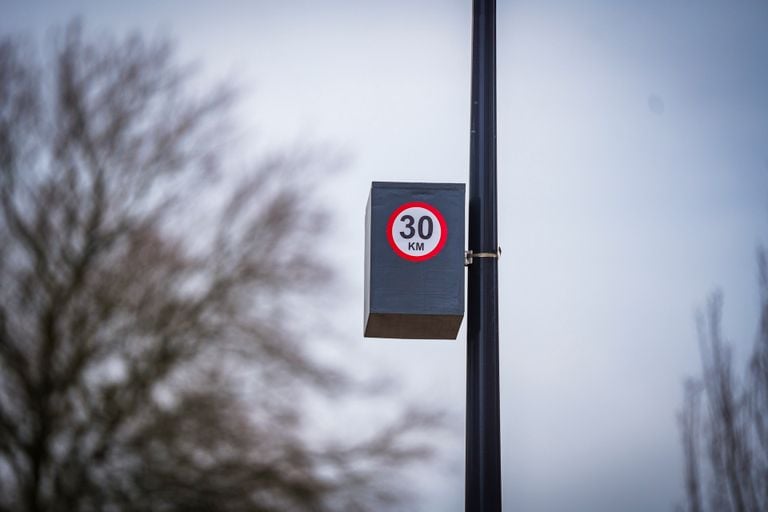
[466,0,501,510]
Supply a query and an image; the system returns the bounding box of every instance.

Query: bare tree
[678,255,768,512]
[0,22,441,512]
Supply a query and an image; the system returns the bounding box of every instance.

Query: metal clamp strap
[464,247,502,266]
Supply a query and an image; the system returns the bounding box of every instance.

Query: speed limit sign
[364,181,465,339]
[387,202,448,262]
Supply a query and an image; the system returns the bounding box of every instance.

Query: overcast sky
[3,1,768,511]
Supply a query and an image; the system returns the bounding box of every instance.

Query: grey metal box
[364,182,465,339]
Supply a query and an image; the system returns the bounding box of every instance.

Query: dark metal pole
[466,0,501,510]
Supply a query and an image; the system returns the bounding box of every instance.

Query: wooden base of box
[364,313,463,340]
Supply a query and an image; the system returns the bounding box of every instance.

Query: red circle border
[386,201,448,262]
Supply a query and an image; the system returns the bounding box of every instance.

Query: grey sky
[2,1,767,511]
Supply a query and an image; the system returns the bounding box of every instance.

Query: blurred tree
[678,254,768,512]
[0,22,441,512]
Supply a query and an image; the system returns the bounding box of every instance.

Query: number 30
[399,215,433,239]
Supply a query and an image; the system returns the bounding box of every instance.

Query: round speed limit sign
[386,202,448,262]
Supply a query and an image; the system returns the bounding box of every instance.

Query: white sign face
[387,202,448,262]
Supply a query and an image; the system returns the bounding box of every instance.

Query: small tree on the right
[678,251,768,512]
